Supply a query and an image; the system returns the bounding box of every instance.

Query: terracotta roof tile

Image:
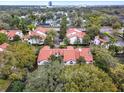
[0,30,7,34]
[37,46,93,63]
[0,43,9,50]
[35,26,48,33]
[63,50,76,61]
[28,27,48,39]
[66,28,86,38]
[7,30,20,38]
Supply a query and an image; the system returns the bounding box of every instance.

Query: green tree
[92,46,124,91]
[0,33,8,44]
[18,18,28,35]
[27,24,36,31]
[49,55,57,62]
[41,16,47,23]
[7,43,36,69]
[0,22,10,30]
[87,25,99,39]
[99,14,112,26]
[44,29,57,48]
[10,15,20,29]
[11,15,31,35]
[112,21,121,29]
[76,56,86,64]
[9,80,25,92]
[110,63,124,91]
[0,12,12,29]
[49,55,63,63]
[29,12,36,22]
[60,16,67,40]
[13,35,21,41]
[61,65,117,92]
[92,46,117,72]
[63,37,69,45]
[109,45,122,56]
[103,32,117,45]
[83,34,91,44]
[24,61,64,92]
[85,12,101,28]
[0,51,26,80]
[100,15,120,27]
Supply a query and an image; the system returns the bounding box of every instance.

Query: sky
[0,0,124,5]
[0,0,124,1]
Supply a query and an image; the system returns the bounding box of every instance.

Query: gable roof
[28,31,46,39]
[7,30,20,38]
[76,48,93,62]
[0,30,8,34]
[66,28,86,38]
[34,26,48,33]
[28,27,48,39]
[37,46,93,63]
[0,43,9,51]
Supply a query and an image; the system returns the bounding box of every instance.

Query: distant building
[93,35,109,48]
[66,28,86,44]
[26,26,48,45]
[48,1,52,6]
[0,29,23,41]
[7,30,23,41]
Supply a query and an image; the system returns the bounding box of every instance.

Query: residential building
[7,30,23,40]
[37,46,93,65]
[93,36,107,45]
[93,36,110,48]
[66,28,86,44]
[27,27,48,45]
[0,43,9,52]
[0,30,8,35]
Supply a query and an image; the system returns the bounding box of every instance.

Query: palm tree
[27,24,36,31]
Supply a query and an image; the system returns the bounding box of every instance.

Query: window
[70,61,73,64]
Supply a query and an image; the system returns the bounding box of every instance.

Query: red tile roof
[0,43,9,50]
[0,30,7,34]
[28,27,48,39]
[64,50,76,62]
[7,30,19,38]
[37,46,51,61]
[76,48,93,62]
[34,26,48,33]
[66,28,86,38]
[28,31,46,39]
[37,46,93,63]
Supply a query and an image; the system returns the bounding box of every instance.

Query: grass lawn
[0,79,11,92]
